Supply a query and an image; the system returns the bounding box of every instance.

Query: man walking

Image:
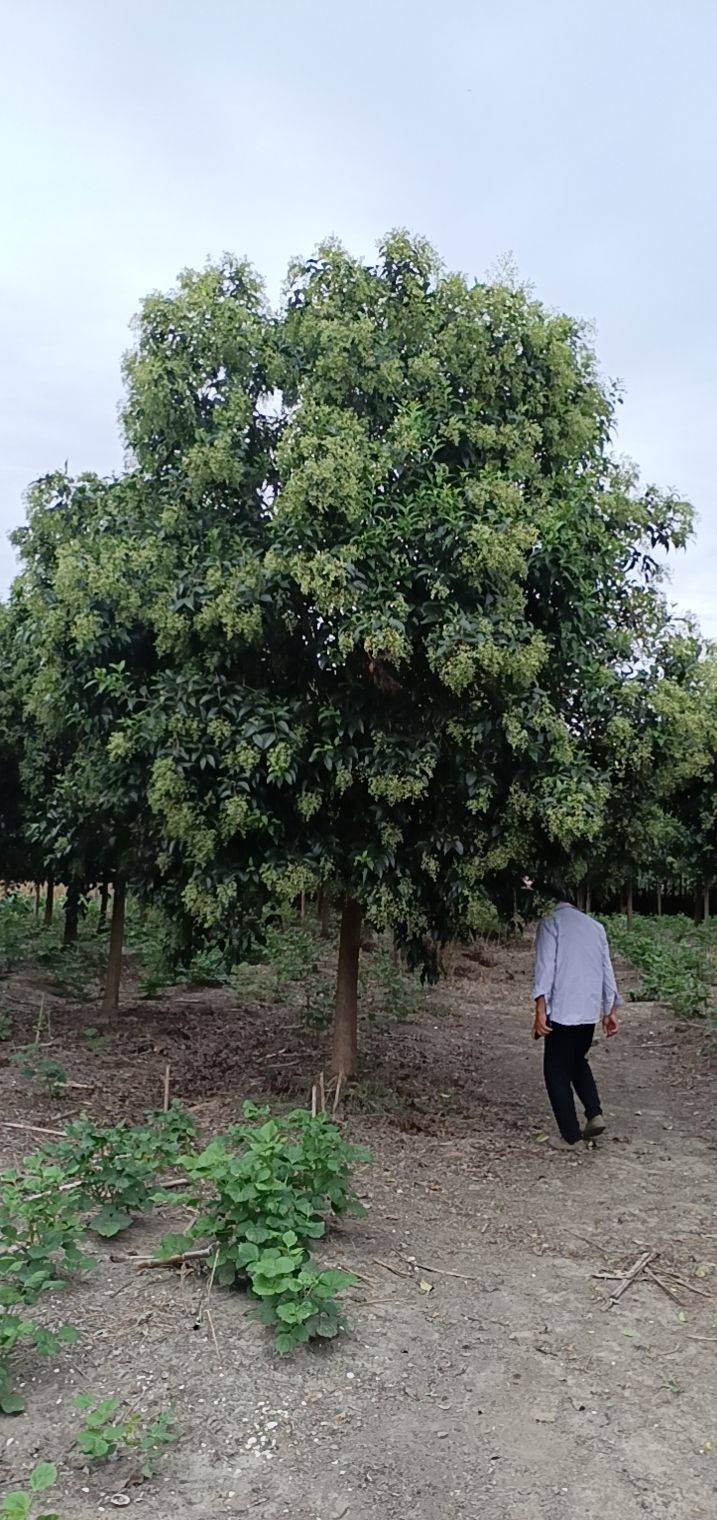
[532,889,620,1146]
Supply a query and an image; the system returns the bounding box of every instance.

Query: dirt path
[1,942,716,1519]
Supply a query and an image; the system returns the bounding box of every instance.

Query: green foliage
[159,1103,368,1351]
[74,1394,176,1477]
[4,232,700,1041]
[0,1158,88,1413]
[0,1460,59,1520]
[11,1049,68,1097]
[361,945,423,1022]
[603,914,716,1021]
[233,923,333,1028]
[0,1012,12,1040]
[0,891,97,999]
[81,1026,109,1052]
[251,1262,356,1353]
[0,895,37,979]
[233,921,427,1029]
[43,1102,197,1237]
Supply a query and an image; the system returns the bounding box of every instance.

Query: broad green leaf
[30,1463,57,1493]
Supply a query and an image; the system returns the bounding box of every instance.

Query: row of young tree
[1,234,715,1073]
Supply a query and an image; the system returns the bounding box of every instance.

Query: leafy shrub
[234,923,430,1031]
[0,894,37,980]
[603,914,715,1021]
[158,1103,368,1352]
[0,1159,89,1413]
[233,924,334,1028]
[43,1102,197,1238]
[176,944,227,988]
[81,1026,109,1051]
[74,1394,176,1476]
[0,1460,58,1519]
[12,1050,68,1097]
[361,946,423,1022]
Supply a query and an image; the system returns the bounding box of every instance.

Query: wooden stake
[34,994,46,1044]
[318,1070,326,1115]
[332,1072,344,1116]
[163,1063,171,1112]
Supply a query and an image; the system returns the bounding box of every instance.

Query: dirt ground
[1,937,716,1520]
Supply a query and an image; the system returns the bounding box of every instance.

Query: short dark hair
[546,875,575,904]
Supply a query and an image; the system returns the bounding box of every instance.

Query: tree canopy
[2,232,711,1070]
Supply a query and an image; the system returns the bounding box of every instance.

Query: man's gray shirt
[533,902,621,1026]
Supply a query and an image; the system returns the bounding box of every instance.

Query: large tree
[6,235,695,1072]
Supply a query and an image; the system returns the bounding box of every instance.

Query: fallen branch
[644,1266,682,1304]
[609,1250,655,1306]
[659,1269,711,1299]
[414,1262,482,1283]
[1,1121,66,1137]
[113,1248,212,1270]
[373,1258,412,1280]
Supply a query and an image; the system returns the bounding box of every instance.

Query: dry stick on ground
[163,1064,171,1112]
[373,1258,413,1280]
[1,1121,67,1138]
[659,1269,712,1299]
[414,1262,483,1283]
[645,1266,682,1304]
[121,1248,212,1270]
[608,1250,655,1306]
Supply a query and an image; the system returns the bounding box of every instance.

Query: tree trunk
[656,886,663,918]
[703,882,710,923]
[693,886,702,926]
[177,911,194,969]
[626,881,633,930]
[331,897,362,1078]
[98,880,109,931]
[43,876,54,927]
[63,881,80,946]
[34,881,41,919]
[585,883,591,914]
[102,879,126,1012]
[300,889,306,922]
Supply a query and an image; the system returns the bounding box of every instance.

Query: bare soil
[1,939,716,1520]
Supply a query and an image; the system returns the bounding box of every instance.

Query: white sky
[1,0,715,635]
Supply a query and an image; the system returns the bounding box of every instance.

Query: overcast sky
[1,0,715,634]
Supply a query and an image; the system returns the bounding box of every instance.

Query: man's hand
[533,996,551,1040]
[602,1009,619,1038]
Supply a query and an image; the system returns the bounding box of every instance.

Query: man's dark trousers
[544,1022,601,1144]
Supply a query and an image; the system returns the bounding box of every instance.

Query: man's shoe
[583,1114,606,1140]
[548,1137,583,1153]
